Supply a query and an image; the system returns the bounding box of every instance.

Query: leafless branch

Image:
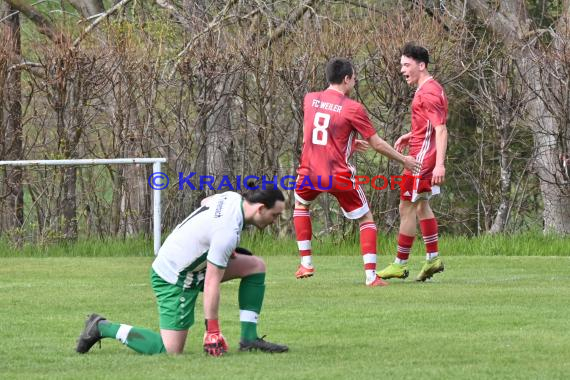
[72,0,134,48]
[3,0,67,43]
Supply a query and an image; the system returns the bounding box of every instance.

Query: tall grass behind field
[243,231,570,256]
[0,237,152,257]
[0,231,568,257]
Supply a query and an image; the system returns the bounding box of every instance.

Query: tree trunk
[1,3,24,233]
[489,117,512,234]
[110,167,122,235]
[3,0,66,43]
[205,75,237,186]
[121,100,147,236]
[67,0,105,18]
[53,53,86,241]
[466,0,570,234]
[62,167,78,239]
[518,51,570,233]
[489,60,514,234]
[525,65,570,233]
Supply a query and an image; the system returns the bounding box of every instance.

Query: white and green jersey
[152,191,244,289]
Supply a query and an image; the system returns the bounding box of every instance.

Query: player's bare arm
[204,262,225,319]
[203,262,229,356]
[367,134,421,172]
[432,124,448,185]
[394,132,412,153]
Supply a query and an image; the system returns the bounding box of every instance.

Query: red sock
[293,208,312,258]
[420,218,439,255]
[397,233,415,261]
[359,222,377,271]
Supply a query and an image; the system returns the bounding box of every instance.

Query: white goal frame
[0,158,167,254]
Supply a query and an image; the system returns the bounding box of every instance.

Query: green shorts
[150,269,200,330]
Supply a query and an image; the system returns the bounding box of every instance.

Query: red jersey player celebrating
[378,43,448,282]
[293,57,421,287]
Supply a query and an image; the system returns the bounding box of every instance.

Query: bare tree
[2,0,566,246]
[466,52,530,233]
[0,2,23,235]
[3,0,66,43]
[457,0,570,233]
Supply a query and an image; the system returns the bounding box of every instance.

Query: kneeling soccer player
[76,186,288,357]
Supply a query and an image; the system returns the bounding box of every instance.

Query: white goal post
[0,158,167,254]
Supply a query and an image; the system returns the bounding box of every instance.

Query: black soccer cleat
[239,336,289,353]
[76,313,106,353]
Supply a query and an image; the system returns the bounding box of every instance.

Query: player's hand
[432,165,445,185]
[203,331,228,357]
[394,133,411,153]
[203,320,228,357]
[403,156,422,174]
[353,139,370,153]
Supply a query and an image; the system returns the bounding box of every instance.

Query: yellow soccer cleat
[415,257,444,282]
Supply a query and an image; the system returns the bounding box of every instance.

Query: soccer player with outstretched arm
[293,57,421,286]
[76,186,288,357]
[378,43,448,282]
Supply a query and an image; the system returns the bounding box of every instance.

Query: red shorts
[294,175,369,219]
[399,174,436,202]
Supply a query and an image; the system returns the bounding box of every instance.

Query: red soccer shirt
[408,78,448,179]
[297,89,376,183]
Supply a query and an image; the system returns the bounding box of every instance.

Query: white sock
[426,252,439,260]
[301,256,313,267]
[239,310,259,324]
[116,324,133,344]
[365,270,377,284]
[395,258,408,265]
[362,253,377,283]
[298,239,312,267]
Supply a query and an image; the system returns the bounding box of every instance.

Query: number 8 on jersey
[312,112,330,145]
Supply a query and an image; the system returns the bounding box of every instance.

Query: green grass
[242,231,570,256]
[1,255,569,379]
[0,236,152,257]
[2,231,569,257]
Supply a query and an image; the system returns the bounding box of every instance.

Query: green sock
[98,321,166,355]
[98,321,120,338]
[238,272,265,342]
[241,322,257,342]
[122,327,166,355]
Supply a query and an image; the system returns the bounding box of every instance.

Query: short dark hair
[402,43,429,67]
[325,57,354,85]
[243,180,285,209]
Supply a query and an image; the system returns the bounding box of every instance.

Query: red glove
[203,319,228,357]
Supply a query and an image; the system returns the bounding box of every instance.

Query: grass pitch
[1,255,569,380]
